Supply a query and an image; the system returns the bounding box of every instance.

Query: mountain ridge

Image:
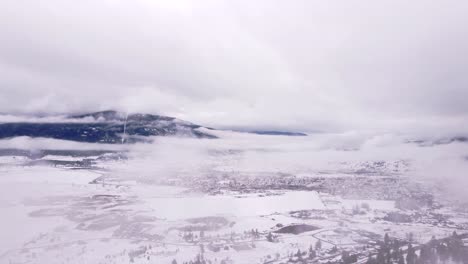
[0,110,216,143]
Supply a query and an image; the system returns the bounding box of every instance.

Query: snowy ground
[1,132,468,263]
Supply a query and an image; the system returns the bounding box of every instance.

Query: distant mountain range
[248,130,307,136]
[406,136,468,146]
[1,110,466,147]
[0,110,311,144]
[0,110,216,143]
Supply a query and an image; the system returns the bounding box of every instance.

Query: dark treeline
[366,232,468,264]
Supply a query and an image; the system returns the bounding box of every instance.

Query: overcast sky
[1,0,468,133]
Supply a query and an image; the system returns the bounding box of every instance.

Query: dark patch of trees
[366,232,468,264]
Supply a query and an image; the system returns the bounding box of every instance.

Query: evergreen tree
[437,242,449,263]
[376,249,385,264]
[392,240,401,259]
[308,248,316,259]
[398,254,405,264]
[266,232,273,242]
[384,233,390,245]
[297,249,303,260]
[315,239,322,251]
[330,245,338,253]
[342,251,350,263]
[419,246,429,263]
[386,250,392,264]
[406,244,416,264]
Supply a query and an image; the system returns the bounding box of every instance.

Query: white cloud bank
[1,0,468,134]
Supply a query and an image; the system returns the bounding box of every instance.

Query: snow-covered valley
[1,131,468,264]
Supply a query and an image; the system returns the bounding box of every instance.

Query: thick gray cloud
[1,0,468,133]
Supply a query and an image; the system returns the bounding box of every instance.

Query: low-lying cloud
[105,131,468,201]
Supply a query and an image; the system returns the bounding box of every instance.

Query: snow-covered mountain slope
[0,110,216,143]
